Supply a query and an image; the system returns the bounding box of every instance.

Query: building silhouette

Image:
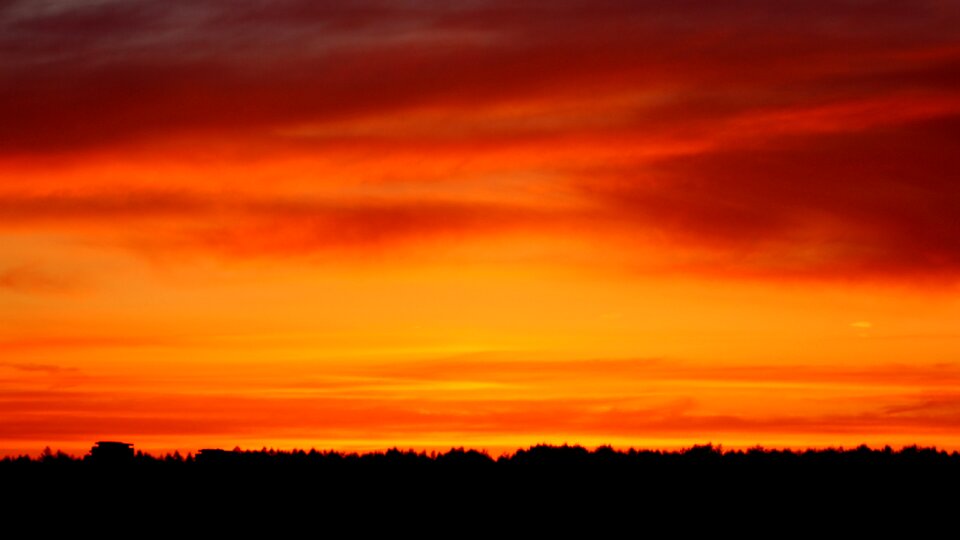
[88,441,134,463]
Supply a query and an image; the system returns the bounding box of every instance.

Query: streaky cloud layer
[2,0,960,455]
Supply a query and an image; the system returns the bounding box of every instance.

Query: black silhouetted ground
[4,443,959,525]
[6,442,960,490]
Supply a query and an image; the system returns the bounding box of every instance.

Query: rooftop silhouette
[87,441,135,464]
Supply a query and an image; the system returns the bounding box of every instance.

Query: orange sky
[3,0,960,457]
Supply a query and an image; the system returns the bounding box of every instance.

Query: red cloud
[2,1,957,154]
[2,1,959,279]
[0,191,557,255]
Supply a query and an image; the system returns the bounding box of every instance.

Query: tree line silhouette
[3,442,959,518]
[5,441,959,470]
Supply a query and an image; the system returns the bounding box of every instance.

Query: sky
[2,0,960,456]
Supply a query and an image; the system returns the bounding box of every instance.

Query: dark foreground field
[5,443,960,491]
[3,443,959,525]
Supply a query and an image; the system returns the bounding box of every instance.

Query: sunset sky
[3,0,960,456]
